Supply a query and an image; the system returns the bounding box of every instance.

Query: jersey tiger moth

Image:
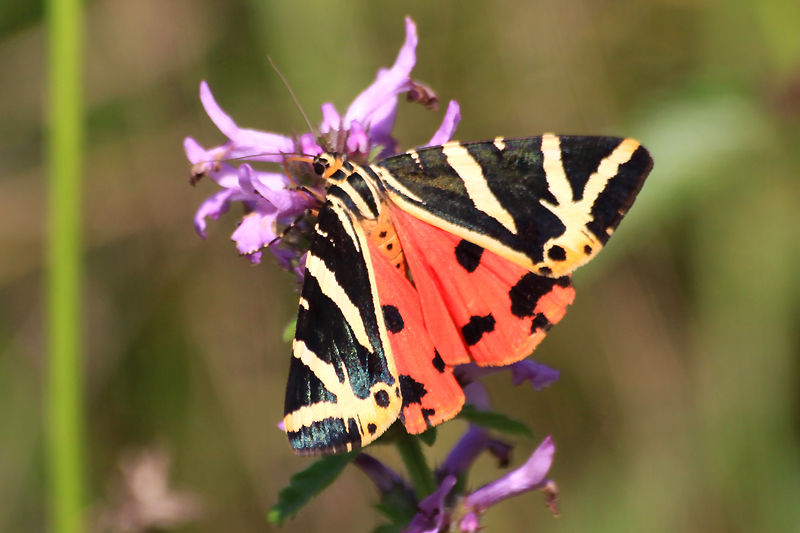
[283,134,653,455]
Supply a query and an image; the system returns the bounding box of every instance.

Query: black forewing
[377,136,652,271]
[285,199,399,455]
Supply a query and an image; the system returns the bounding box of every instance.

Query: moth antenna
[283,155,316,189]
[224,151,302,163]
[268,56,318,142]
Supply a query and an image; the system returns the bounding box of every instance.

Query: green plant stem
[395,434,436,499]
[46,0,84,531]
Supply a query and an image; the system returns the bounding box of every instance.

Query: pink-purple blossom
[401,437,557,533]
[455,358,561,391]
[185,16,461,267]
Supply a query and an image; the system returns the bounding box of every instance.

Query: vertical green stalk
[46,0,84,531]
[395,434,436,499]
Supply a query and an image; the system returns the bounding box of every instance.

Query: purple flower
[455,358,561,391]
[406,437,558,533]
[185,134,313,267]
[186,17,461,267]
[460,436,556,517]
[353,453,414,498]
[404,476,457,533]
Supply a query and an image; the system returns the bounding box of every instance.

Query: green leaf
[269,452,356,525]
[417,426,437,447]
[372,524,403,533]
[372,482,418,525]
[456,405,534,439]
[373,501,414,525]
[282,318,296,343]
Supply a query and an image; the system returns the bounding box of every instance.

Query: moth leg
[268,208,319,247]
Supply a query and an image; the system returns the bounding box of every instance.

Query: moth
[283,134,653,455]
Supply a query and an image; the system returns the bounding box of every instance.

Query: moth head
[313,153,345,180]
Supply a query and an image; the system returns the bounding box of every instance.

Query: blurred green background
[2,0,800,531]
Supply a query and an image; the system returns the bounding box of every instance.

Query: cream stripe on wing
[334,179,377,220]
[373,165,424,204]
[540,134,572,207]
[327,200,361,253]
[355,167,382,207]
[286,340,393,433]
[304,252,372,351]
[578,138,639,210]
[442,142,518,234]
[536,134,642,276]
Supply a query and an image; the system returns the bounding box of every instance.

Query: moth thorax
[362,209,408,277]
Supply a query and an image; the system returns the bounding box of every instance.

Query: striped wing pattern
[284,134,653,455]
[376,135,652,278]
[284,197,401,455]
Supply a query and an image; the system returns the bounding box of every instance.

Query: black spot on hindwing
[531,312,552,334]
[382,305,404,334]
[509,272,572,318]
[461,314,496,346]
[421,408,436,428]
[368,423,377,435]
[432,349,446,373]
[399,374,428,409]
[455,239,484,273]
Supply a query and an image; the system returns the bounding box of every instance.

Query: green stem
[46,0,84,531]
[395,434,436,499]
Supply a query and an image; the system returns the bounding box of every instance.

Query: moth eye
[313,161,326,175]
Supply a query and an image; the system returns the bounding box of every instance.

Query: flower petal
[193,188,237,238]
[461,436,555,512]
[183,136,209,164]
[344,17,417,129]
[404,476,456,533]
[240,164,314,218]
[437,424,490,480]
[199,81,296,162]
[231,203,279,255]
[454,359,560,390]
[345,120,370,154]
[463,382,490,410]
[270,249,306,283]
[184,137,240,187]
[319,103,341,133]
[237,163,258,197]
[425,100,462,147]
[300,133,323,156]
[353,454,408,494]
[438,383,492,479]
[459,512,480,533]
[365,68,400,149]
[509,360,561,390]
